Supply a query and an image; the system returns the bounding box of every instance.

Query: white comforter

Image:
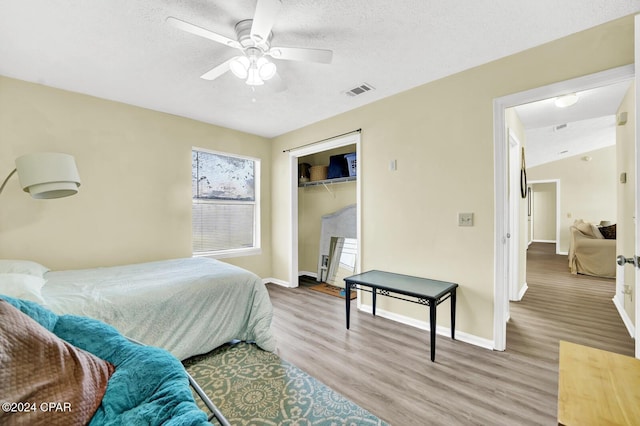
[41,257,276,360]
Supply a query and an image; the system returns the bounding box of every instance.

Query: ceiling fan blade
[200,58,235,81]
[269,47,333,64]
[167,17,241,50]
[250,0,282,43]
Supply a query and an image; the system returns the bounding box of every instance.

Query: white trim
[517,283,529,300]
[528,179,561,254]
[288,133,362,289]
[299,270,318,279]
[613,295,635,338]
[508,130,521,303]
[531,239,556,244]
[616,263,625,311]
[493,94,509,351]
[357,305,494,350]
[191,147,261,257]
[634,14,640,358]
[264,277,291,287]
[493,64,634,352]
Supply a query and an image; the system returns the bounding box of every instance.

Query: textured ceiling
[1,1,639,138]
[514,80,632,167]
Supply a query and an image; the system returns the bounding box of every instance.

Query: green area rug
[183,342,389,425]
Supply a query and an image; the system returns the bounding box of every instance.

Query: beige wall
[617,81,635,324]
[271,16,634,342]
[528,146,617,253]
[0,14,634,345]
[531,183,557,241]
[0,77,273,277]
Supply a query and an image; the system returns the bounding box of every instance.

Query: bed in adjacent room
[0,257,276,360]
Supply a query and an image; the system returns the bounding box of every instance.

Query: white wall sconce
[0,152,81,199]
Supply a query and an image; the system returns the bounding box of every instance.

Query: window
[192,148,260,257]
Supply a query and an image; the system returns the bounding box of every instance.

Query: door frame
[634,15,640,357]
[493,64,635,351]
[288,132,362,288]
[527,179,561,252]
[508,129,522,303]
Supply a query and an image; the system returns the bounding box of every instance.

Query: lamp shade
[15,152,81,199]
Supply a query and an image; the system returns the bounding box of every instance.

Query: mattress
[41,257,276,360]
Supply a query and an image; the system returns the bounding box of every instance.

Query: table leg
[429,299,436,362]
[372,287,377,317]
[451,289,456,340]
[345,281,351,329]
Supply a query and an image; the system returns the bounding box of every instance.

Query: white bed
[0,257,276,360]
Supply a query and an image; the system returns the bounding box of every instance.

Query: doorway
[287,132,361,289]
[493,64,635,352]
[527,180,560,251]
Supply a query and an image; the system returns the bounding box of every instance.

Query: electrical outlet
[458,213,474,226]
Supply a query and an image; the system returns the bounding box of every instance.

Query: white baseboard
[532,239,556,243]
[264,277,291,287]
[518,283,528,300]
[613,295,635,338]
[357,305,495,351]
[264,272,321,288]
[299,271,318,279]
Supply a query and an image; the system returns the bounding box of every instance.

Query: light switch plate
[458,212,474,226]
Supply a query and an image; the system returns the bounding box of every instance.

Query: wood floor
[266,243,635,425]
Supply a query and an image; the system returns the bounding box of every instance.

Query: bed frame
[126,337,230,425]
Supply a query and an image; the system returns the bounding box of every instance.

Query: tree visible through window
[192,148,260,255]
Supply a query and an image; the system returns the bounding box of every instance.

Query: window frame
[191,147,261,259]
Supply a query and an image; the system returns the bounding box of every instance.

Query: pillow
[0,259,49,277]
[0,299,115,426]
[0,273,46,305]
[575,221,601,238]
[600,224,616,239]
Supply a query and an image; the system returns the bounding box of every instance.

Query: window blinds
[192,149,257,254]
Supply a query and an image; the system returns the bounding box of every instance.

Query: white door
[634,15,640,357]
[508,131,521,302]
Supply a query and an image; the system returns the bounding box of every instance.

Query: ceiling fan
[167,0,333,87]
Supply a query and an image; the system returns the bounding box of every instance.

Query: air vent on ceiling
[344,83,375,97]
[554,123,568,132]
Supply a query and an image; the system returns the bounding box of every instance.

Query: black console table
[344,270,458,362]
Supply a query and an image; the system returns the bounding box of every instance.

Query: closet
[296,143,358,288]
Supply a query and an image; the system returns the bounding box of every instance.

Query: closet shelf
[298,176,356,188]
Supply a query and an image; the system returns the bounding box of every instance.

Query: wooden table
[343,270,457,362]
[558,341,640,425]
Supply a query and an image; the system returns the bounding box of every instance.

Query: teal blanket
[3,296,209,426]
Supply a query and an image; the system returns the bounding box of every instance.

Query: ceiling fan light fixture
[554,93,579,108]
[230,56,250,78]
[257,57,276,80]
[246,66,264,86]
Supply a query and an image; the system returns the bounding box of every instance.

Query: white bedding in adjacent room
[39,257,276,360]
